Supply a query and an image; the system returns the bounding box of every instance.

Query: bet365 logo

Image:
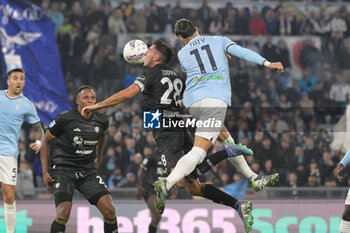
[0,208,32,232]
[143,110,161,129]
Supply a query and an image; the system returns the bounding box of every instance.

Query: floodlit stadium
[1,0,350,232]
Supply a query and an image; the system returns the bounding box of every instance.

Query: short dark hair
[174,19,196,38]
[153,40,173,64]
[7,68,25,78]
[75,85,96,100]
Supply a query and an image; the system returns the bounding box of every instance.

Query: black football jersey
[134,64,185,112]
[140,152,168,188]
[48,109,109,171]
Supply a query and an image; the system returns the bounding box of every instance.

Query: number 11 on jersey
[190,44,217,74]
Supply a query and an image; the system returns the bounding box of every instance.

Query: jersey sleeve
[134,71,152,92]
[222,36,237,52]
[103,116,110,132]
[25,102,40,124]
[48,113,66,137]
[224,37,265,65]
[140,157,155,171]
[340,149,350,166]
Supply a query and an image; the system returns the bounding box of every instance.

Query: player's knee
[102,205,116,219]
[176,178,189,188]
[186,182,203,196]
[3,193,15,204]
[56,203,72,220]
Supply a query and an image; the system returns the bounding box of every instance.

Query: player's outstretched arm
[83,84,140,114]
[227,44,284,72]
[40,131,56,192]
[29,122,44,153]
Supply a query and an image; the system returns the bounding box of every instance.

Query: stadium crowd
[16,0,350,199]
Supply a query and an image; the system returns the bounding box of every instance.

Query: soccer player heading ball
[153,18,283,232]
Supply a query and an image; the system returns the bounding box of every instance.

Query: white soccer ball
[123,39,148,65]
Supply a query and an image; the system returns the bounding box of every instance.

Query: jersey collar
[5,90,23,99]
[75,107,93,121]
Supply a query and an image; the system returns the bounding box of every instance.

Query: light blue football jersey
[178,36,265,108]
[0,90,40,158]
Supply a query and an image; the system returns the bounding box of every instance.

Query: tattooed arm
[29,122,44,154]
[83,84,140,114]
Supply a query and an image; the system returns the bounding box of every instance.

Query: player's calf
[201,184,238,208]
[183,179,203,196]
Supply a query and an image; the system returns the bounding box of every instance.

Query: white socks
[340,219,350,233]
[5,201,16,233]
[224,136,258,180]
[166,146,207,190]
[228,156,258,180]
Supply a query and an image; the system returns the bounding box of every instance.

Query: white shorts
[345,188,350,205]
[189,98,227,145]
[0,155,18,186]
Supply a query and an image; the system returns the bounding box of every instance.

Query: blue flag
[224,177,248,199]
[0,0,71,124]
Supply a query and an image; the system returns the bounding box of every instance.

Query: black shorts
[153,129,191,172]
[50,169,110,207]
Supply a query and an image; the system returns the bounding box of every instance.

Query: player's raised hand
[268,62,284,73]
[29,141,41,153]
[334,163,344,182]
[43,171,55,192]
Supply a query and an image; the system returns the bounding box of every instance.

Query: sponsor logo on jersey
[84,140,98,145]
[193,74,224,84]
[94,127,99,133]
[75,149,94,155]
[143,110,161,129]
[73,128,81,132]
[72,136,84,147]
